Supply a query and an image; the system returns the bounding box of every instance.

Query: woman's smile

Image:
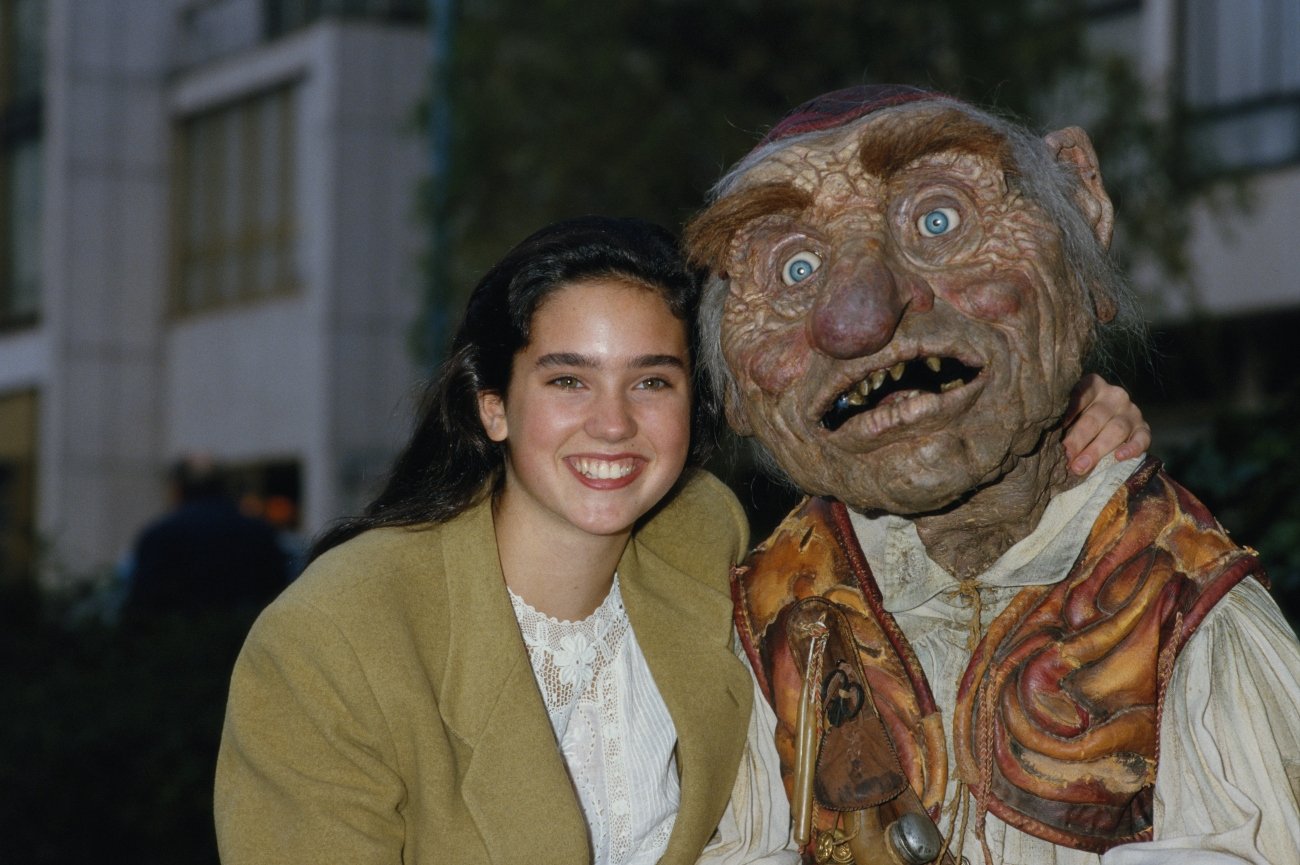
[566,455,645,486]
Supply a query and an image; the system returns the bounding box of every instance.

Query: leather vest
[732,458,1263,855]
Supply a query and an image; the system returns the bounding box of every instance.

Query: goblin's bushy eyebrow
[683,182,814,275]
[859,109,1017,181]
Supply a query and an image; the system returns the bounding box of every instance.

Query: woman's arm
[215,598,407,864]
[1062,373,1151,476]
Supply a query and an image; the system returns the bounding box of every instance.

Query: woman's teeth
[571,458,636,479]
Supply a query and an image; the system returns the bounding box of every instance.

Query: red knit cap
[755,84,945,149]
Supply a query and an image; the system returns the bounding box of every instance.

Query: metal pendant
[813,822,858,864]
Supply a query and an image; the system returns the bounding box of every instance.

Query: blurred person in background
[123,455,290,617]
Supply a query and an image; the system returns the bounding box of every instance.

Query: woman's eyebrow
[535,352,686,370]
[630,354,687,370]
[536,352,596,369]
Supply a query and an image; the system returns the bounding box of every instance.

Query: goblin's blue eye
[781,251,822,285]
[918,207,960,237]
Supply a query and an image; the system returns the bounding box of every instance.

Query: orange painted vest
[732,458,1264,854]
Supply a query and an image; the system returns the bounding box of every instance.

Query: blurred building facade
[0,0,429,586]
[1089,0,1300,432]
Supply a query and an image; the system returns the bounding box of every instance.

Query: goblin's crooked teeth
[573,458,635,479]
[841,356,944,401]
[831,355,972,416]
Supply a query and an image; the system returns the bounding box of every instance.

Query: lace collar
[509,575,630,714]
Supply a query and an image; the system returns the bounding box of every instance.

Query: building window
[1181,0,1300,174]
[0,0,44,330]
[264,0,426,40]
[173,86,298,315]
[0,389,37,584]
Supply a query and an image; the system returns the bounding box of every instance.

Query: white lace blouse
[510,576,680,865]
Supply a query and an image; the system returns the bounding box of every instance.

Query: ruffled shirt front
[511,577,680,865]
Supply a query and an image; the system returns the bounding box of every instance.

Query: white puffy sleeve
[697,642,799,865]
[1104,578,1300,864]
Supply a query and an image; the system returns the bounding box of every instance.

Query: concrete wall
[320,23,428,522]
[37,0,178,579]
[1179,167,1300,318]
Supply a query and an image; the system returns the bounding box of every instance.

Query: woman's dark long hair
[309,216,718,561]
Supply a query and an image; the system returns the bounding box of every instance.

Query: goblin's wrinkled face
[703,107,1094,514]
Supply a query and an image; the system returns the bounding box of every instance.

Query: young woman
[214,217,1148,865]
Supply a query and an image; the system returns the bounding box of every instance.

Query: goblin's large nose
[808,257,932,359]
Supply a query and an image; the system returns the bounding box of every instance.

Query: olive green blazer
[215,470,753,865]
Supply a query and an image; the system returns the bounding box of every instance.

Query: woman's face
[478,279,693,542]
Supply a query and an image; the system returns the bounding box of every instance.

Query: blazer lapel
[436,500,591,864]
[619,540,753,865]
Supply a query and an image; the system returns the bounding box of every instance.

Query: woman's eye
[781,251,822,285]
[917,207,960,237]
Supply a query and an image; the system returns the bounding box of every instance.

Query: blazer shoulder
[273,523,451,630]
[635,469,749,584]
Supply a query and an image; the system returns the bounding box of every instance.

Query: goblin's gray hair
[694,97,1140,460]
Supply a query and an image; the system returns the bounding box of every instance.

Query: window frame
[1177,0,1300,176]
[170,83,300,317]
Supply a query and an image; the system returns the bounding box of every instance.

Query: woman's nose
[586,392,637,441]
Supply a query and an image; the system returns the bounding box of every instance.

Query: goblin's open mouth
[820,355,982,431]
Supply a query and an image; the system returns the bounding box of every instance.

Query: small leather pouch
[779,597,954,865]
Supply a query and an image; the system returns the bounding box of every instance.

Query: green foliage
[0,588,255,865]
[1162,386,1300,632]
[419,0,1209,359]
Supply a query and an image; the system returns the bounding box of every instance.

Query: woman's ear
[478,392,508,442]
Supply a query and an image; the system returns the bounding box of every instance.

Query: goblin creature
[685,86,1300,865]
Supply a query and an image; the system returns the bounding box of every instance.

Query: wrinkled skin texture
[712,107,1110,575]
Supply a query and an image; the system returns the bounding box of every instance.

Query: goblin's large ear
[1045,126,1114,250]
[1046,126,1117,322]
